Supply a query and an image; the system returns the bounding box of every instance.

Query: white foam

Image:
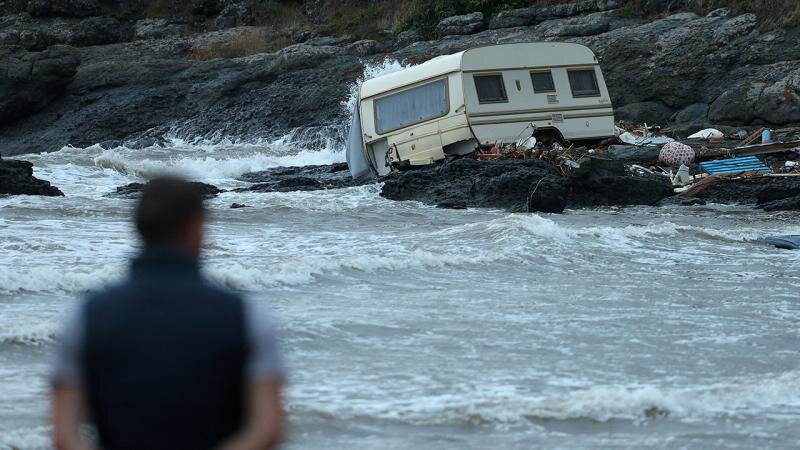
[290,371,800,426]
[0,426,51,450]
[0,322,57,346]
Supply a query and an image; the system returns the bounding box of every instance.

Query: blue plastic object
[699,156,772,175]
[762,129,773,144]
[762,235,800,250]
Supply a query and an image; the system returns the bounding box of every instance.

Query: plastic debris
[762,129,773,144]
[687,128,724,141]
[659,142,695,166]
[671,164,693,186]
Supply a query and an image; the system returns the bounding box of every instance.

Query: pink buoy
[659,142,695,166]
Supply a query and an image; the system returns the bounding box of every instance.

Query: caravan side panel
[461,43,615,144]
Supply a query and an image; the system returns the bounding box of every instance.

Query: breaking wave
[209,247,514,291]
[292,371,800,426]
[0,323,57,347]
[0,426,51,450]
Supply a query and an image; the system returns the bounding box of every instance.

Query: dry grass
[190,29,293,60]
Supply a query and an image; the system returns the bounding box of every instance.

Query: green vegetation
[191,29,293,60]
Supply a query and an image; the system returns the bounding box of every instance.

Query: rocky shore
[1,0,800,156]
[1,0,800,213]
[0,158,63,196]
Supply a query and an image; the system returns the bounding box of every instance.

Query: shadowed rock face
[238,162,375,193]
[0,45,79,127]
[113,181,223,198]
[0,159,64,196]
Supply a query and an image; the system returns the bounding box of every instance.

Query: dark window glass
[474,74,507,103]
[568,69,600,97]
[375,79,448,134]
[531,71,555,92]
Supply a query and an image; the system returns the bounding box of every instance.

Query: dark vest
[82,247,248,450]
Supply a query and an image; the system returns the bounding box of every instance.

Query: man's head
[135,177,206,254]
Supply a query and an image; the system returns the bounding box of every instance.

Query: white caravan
[346,42,616,178]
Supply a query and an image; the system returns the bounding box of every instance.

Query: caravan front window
[474,74,508,103]
[374,79,448,134]
[568,69,600,97]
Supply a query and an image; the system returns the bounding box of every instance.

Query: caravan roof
[359,43,599,99]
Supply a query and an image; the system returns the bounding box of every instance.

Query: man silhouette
[51,177,285,450]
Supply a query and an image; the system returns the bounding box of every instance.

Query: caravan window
[473,74,508,103]
[374,79,448,134]
[568,69,600,97]
[531,71,555,93]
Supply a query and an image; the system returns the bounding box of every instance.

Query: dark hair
[135,177,205,245]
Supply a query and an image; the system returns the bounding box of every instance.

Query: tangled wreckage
[343,43,800,221]
[346,42,615,178]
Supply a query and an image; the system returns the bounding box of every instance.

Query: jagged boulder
[114,181,222,198]
[381,159,567,212]
[0,159,64,196]
[758,195,800,212]
[238,163,373,193]
[0,45,80,126]
[615,101,675,126]
[489,7,537,29]
[437,12,485,36]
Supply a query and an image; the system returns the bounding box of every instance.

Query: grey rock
[0,45,80,127]
[537,0,602,20]
[114,181,222,198]
[238,163,374,193]
[759,195,800,212]
[134,19,187,41]
[396,29,422,46]
[544,11,612,37]
[615,101,674,125]
[0,159,64,196]
[437,12,485,36]
[214,2,252,29]
[489,7,536,29]
[344,39,385,56]
[673,103,709,125]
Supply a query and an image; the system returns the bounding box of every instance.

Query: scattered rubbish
[628,164,654,176]
[735,130,748,139]
[699,156,772,175]
[762,128,773,144]
[761,235,800,250]
[659,142,695,166]
[671,164,693,186]
[734,139,800,153]
[786,161,798,171]
[616,122,674,146]
[687,128,724,141]
[738,127,765,147]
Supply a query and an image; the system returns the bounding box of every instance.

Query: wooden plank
[738,127,765,147]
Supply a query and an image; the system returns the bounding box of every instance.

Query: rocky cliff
[1,0,799,156]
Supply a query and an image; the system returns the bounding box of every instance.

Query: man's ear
[183,213,205,254]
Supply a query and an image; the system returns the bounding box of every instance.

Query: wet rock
[381,159,566,213]
[615,101,674,126]
[437,12,485,36]
[396,29,422,47]
[239,163,375,193]
[0,159,64,196]
[114,181,222,198]
[690,177,800,205]
[569,157,674,206]
[758,195,800,212]
[0,45,80,126]
[673,103,710,125]
[230,202,250,208]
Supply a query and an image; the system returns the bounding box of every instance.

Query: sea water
[1,62,800,450]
